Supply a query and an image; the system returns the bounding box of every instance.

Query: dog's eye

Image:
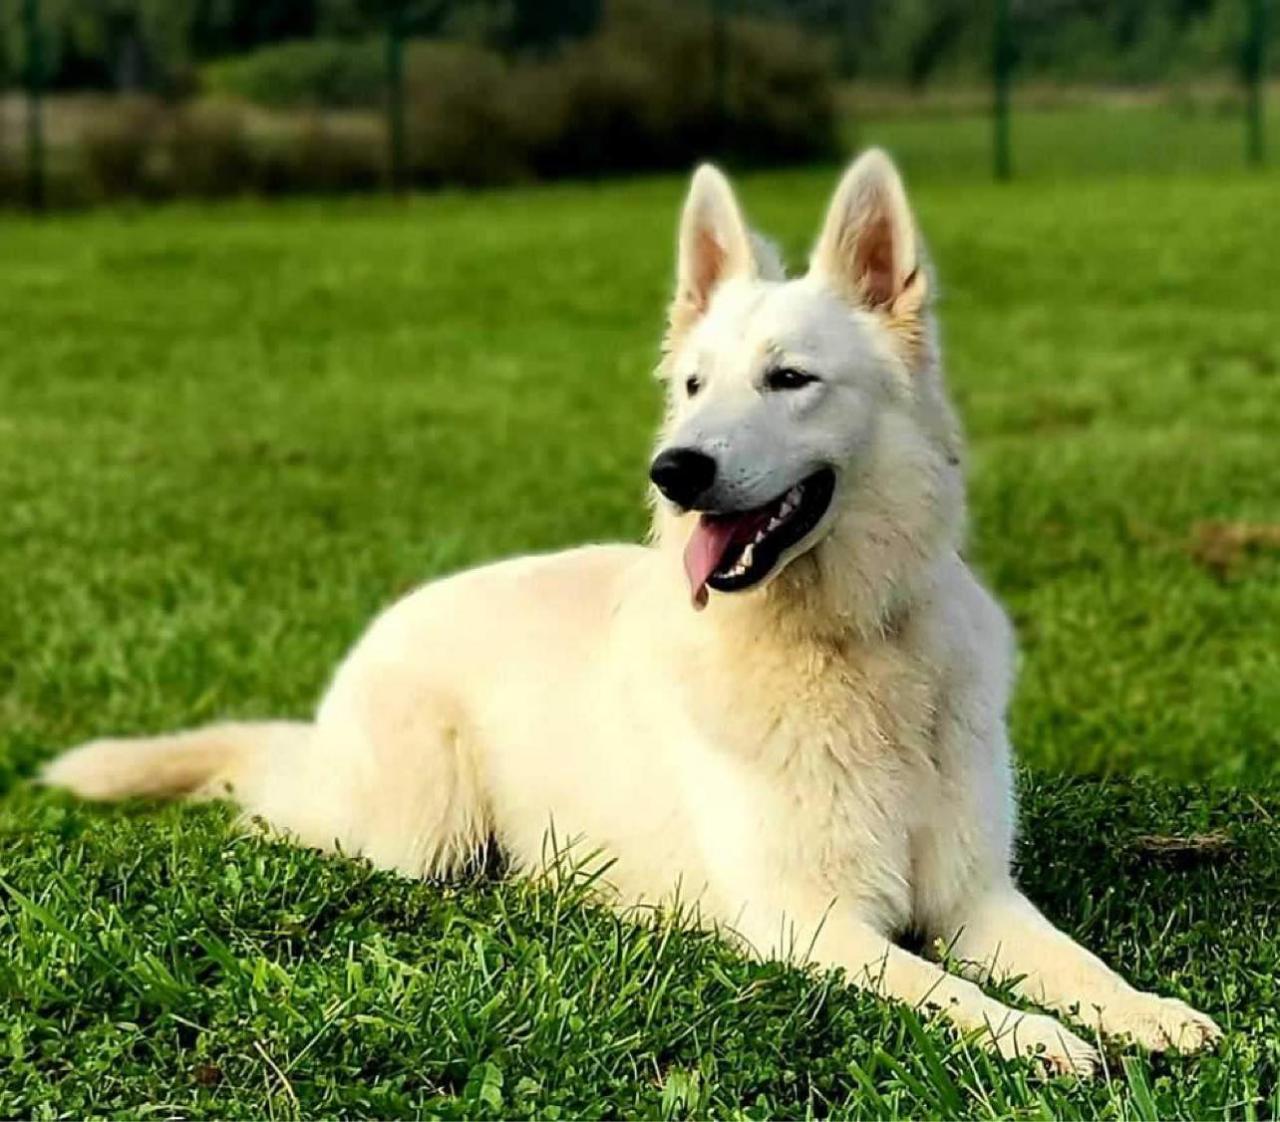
[765,367,818,391]
[684,375,701,398]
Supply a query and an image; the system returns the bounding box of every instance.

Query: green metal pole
[23,0,45,210]
[386,0,407,195]
[993,0,1013,181]
[1245,0,1267,166]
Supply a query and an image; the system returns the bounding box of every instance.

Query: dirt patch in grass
[1188,521,1280,580]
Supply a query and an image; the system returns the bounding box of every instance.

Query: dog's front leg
[943,888,1221,1053]
[734,900,1100,1076]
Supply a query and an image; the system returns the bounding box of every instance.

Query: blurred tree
[735,0,1274,85]
[486,0,601,54]
[0,13,14,88]
[1,0,1275,94]
[193,0,317,55]
[0,0,195,91]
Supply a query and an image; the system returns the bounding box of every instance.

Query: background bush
[81,95,165,198]
[416,0,836,185]
[403,42,541,187]
[74,99,387,201]
[203,38,387,109]
[168,102,256,198]
[10,0,835,203]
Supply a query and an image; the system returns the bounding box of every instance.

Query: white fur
[43,151,1220,1076]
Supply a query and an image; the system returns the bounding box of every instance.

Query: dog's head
[652,151,963,624]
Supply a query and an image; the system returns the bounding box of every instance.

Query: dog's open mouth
[683,468,836,609]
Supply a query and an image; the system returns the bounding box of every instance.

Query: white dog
[44,150,1220,1076]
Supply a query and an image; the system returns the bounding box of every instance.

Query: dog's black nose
[649,447,717,507]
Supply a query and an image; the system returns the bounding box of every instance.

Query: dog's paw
[989,1013,1101,1079]
[1097,993,1222,1054]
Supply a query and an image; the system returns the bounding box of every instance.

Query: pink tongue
[683,515,746,610]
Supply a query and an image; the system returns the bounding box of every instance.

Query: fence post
[992,0,1014,180]
[22,0,46,210]
[386,0,408,195]
[1244,0,1267,166]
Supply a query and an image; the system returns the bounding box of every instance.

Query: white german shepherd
[44,151,1220,1076]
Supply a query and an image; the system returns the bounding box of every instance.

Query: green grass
[853,101,1280,183]
[2,116,1280,1116]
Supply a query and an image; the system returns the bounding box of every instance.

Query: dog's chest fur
[682,614,942,931]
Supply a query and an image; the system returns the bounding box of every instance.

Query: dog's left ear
[667,164,757,351]
[810,149,927,330]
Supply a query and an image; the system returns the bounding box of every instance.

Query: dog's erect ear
[810,149,926,323]
[667,164,756,348]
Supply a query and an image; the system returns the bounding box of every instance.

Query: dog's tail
[40,721,309,803]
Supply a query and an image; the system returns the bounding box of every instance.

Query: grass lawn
[1,115,1279,1116]
[853,100,1280,183]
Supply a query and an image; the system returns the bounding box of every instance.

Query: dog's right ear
[666,164,756,351]
[809,149,928,346]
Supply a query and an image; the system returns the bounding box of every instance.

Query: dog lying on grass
[44,150,1221,1076]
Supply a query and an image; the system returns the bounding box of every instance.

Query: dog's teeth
[780,486,801,517]
[741,543,755,569]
